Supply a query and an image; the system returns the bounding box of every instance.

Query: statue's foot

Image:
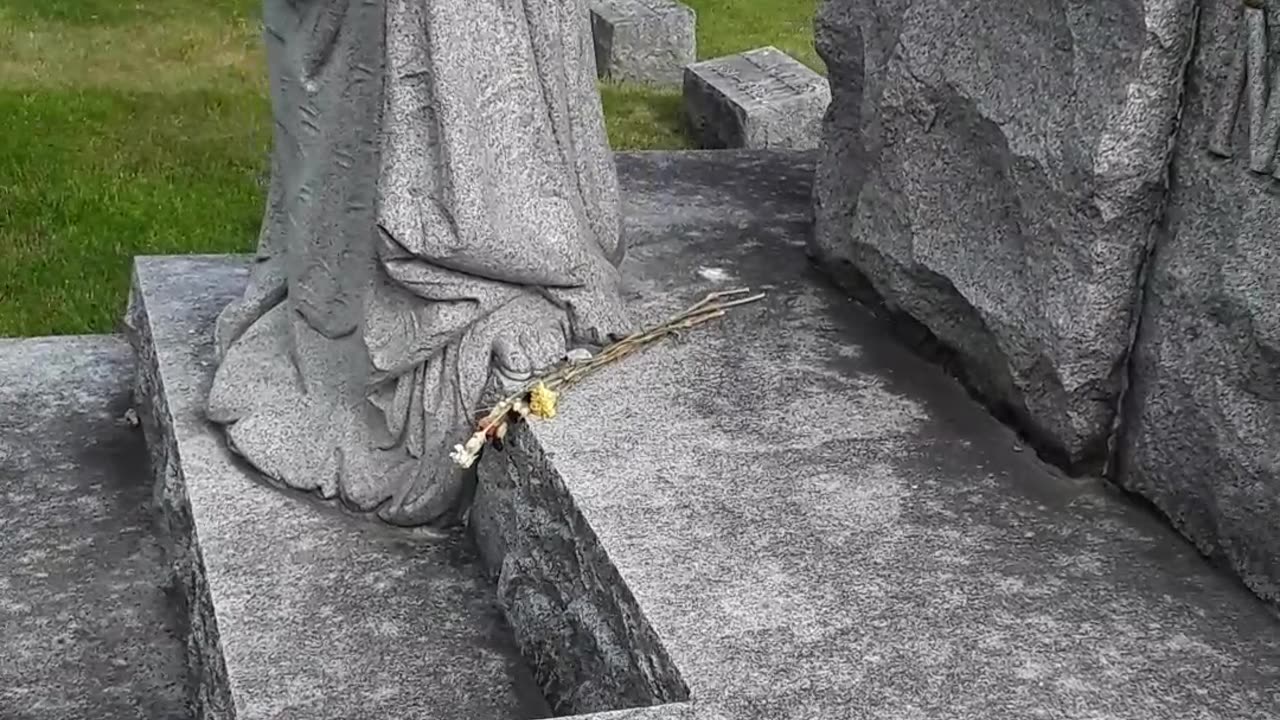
[556,276,636,347]
[540,252,635,347]
[492,320,570,385]
[225,386,466,526]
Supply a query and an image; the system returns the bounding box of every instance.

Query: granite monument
[1114,0,1280,604]
[809,0,1197,472]
[811,0,1280,605]
[206,0,633,528]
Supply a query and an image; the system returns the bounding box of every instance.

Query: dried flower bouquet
[449,288,765,468]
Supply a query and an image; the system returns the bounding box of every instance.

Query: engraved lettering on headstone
[707,62,773,103]
[743,50,818,94]
[706,50,813,105]
[1208,0,1280,178]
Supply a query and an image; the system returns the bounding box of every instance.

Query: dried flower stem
[449,287,766,467]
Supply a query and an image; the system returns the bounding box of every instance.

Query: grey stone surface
[0,336,189,720]
[473,427,688,716]
[209,0,630,527]
[1114,0,1280,606]
[476,150,1280,719]
[591,0,696,86]
[127,257,550,720]
[683,47,830,150]
[810,0,1197,471]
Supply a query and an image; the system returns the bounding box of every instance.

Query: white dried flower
[449,445,475,468]
[449,431,487,468]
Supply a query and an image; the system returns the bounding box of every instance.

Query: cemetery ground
[0,0,822,338]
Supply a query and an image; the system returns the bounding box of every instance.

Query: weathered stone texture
[209,0,630,530]
[810,0,1198,470]
[1114,0,1280,605]
[591,0,696,85]
[683,47,830,150]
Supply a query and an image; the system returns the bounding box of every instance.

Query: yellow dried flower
[528,382,558,419]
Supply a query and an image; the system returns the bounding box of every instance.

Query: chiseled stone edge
[125,270,235,720]
[472,423,689,716]
[682,61,751,149]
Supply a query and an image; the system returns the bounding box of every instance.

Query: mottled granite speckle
[590,0,696,85]
[0,335,189,719]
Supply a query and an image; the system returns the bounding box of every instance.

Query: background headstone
[591,0,696,86]
[1114,0,1280,605]
[809,0,1197,471]
[683,46,830,150]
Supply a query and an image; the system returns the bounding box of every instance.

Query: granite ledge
[473,150,1280,719]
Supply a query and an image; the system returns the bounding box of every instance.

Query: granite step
[474,150,1280,719]
[0,335,190,719]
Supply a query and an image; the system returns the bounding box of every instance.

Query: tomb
[591,0,697,86]
[123,150,1280,719]
[7,0,1280,716]
[682,47,829,150]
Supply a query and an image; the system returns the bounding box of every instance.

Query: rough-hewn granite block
[1114,0,1280,606]
[474,150,1280,719]
[0,336,189,720]
[126,258,548,720]
[682,47,830,150]
[591,0,696,85]
[809,0,1196,471]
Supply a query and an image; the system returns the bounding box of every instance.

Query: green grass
[0,0,821,336]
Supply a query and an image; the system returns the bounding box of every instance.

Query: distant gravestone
[682,46,830,150]
[590,0,696,86]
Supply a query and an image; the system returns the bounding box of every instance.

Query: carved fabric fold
[207,0,623,527]
[375,0,616,288]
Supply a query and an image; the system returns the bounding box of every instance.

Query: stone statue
[205,0,632,527]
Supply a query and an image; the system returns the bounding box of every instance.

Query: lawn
[0,0,822,337]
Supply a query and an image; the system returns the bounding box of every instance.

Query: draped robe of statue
[205,0,631,527]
